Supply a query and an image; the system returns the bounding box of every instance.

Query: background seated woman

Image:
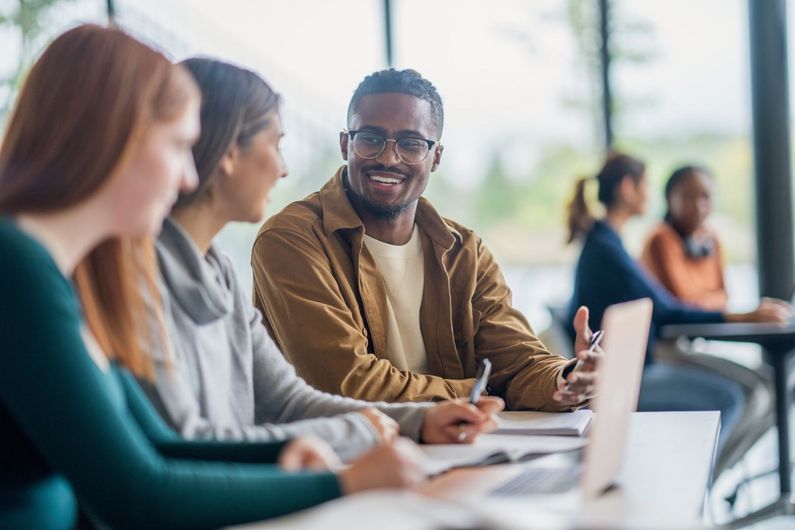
[641,165,728,311]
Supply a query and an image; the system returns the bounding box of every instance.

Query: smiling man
[251,69,598,410]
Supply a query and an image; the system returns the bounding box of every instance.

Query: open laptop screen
[582,297,653,498]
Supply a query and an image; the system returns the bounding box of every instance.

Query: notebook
[419,433,587,476]
[493,410,593,437]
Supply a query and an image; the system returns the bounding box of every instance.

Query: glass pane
[613,0,757,309]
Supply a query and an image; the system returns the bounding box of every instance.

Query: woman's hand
[420,397,504,444]
[727,297,792,324]
[338,439,426,494]
[359,407,400,443]
[278,436,342,472]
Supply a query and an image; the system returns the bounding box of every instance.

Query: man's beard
[344,171,415,221]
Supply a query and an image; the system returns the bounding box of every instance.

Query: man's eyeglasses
[343,129,440,165]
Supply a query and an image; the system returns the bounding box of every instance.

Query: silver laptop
[490,297,653,499]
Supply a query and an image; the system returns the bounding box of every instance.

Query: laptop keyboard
[489,466,581,496]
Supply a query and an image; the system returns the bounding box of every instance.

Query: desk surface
[239,412,718,530]
[420,411,718,529]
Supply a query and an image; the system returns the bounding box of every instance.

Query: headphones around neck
[666,216,714,259]
[683,235,715,259]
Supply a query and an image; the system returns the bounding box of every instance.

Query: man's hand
[572,305,594,355]
[554,306,601,406]
[359,408,400,443]
[420,396,504,444]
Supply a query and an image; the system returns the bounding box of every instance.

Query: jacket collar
[319,165,462,250]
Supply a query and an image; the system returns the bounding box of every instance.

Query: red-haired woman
[0,25,422,530]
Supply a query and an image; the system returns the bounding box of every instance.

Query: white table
[234,411,719,530]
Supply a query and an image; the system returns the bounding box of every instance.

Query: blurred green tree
[1,0,73,121]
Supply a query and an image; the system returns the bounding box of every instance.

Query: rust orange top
[640,222,727,311]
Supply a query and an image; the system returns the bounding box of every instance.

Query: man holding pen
[252,69,600,412]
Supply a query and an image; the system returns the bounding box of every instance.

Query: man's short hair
[347,68,444,137]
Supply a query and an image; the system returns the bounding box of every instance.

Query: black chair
[541,303,575,359]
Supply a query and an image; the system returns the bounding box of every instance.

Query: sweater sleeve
[248,301,431,460]
[141,255,428,463]
[117,367,290,464]
[134,284,372,451]
[0,244,340,530]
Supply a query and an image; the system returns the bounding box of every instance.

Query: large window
[612,0,758,310]
[0,0,105,122]
[123,0,599,327]
[0,0,764,326]
[392,0,599,325]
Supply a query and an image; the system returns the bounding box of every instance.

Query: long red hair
[0,24,198,378]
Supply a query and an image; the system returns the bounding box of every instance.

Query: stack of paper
[494,410,593,436]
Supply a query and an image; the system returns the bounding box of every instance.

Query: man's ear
[340,131,349,162]
[431,144,444,172]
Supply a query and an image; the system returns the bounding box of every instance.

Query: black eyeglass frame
[342,128,440,164]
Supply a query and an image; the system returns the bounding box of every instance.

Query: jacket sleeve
[471,239,573,411]
[252,227,474,402]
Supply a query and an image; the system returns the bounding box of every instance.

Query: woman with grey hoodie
[140,57,503,462]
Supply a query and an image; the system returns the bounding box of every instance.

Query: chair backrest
[544,303,575,358]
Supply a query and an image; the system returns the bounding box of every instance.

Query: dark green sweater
[0,218,341,529]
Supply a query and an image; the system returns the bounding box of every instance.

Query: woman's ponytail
[566,176,594,244]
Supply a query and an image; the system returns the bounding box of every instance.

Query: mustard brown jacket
[252,167,572,410]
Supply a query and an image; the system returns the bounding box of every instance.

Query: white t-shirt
[363,226,428,374]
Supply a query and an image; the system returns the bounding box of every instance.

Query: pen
[565,329,603,390]
[469,358,492,404]
[457,359,492,442]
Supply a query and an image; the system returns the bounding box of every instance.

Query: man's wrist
[560,358,578,380]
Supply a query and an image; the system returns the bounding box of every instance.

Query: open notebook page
[419,433,587,475]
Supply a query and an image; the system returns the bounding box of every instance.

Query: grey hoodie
[139,218,430,461]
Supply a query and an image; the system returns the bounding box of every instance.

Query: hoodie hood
[157,217,233,325]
